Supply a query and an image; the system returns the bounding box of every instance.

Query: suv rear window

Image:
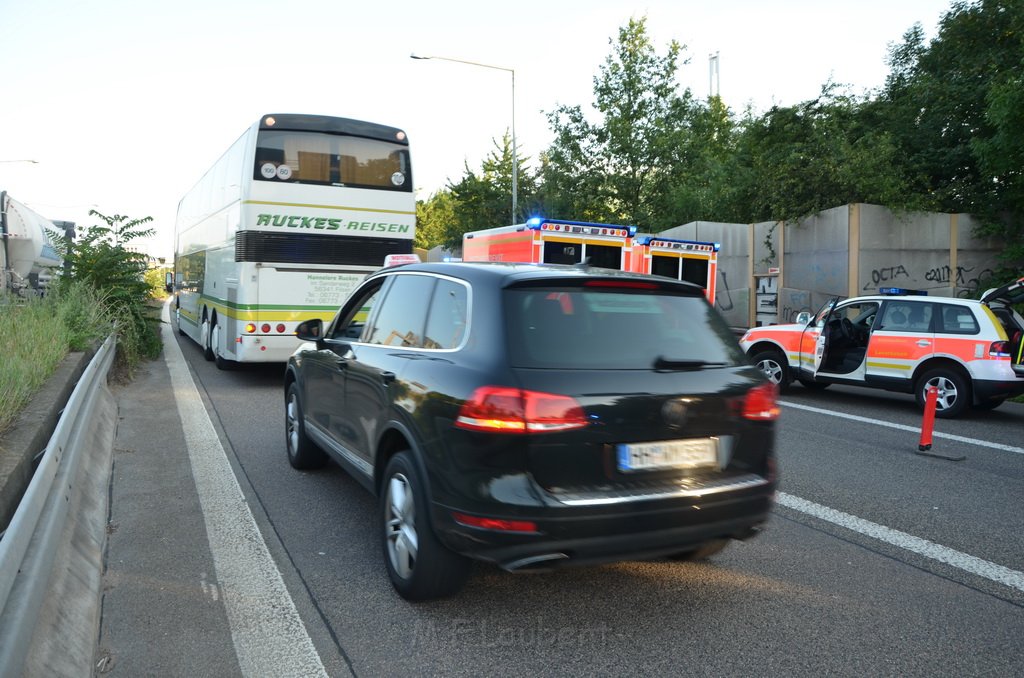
[936,304,980,335]
[505,286,745,369]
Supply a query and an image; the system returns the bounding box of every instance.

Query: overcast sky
[0,0,953,259]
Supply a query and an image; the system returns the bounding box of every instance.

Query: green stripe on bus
[194,295,339,312]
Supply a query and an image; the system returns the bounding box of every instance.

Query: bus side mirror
[295,319,324,342]
[165,271,173,293]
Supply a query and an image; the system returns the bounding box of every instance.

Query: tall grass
[0,283,112,435]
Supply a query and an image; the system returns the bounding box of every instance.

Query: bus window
[254,130,411,191]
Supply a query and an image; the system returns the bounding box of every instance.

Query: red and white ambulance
[462,218,636,270]
[462,218,719,302]
[739,279,1024,417]
[627,235,719,303]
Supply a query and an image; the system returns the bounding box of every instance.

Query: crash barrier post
[0,333,116,675]
[918,385,938,451]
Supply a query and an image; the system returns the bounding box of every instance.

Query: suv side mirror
[795,312,812,326]
[295,319,324,343]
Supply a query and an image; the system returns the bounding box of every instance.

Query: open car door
[813,298,839,376]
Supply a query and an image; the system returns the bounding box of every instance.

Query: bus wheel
[201,315,214,361]
[212,320,235,370]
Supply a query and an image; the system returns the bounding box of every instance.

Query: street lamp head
[409,54,431,60]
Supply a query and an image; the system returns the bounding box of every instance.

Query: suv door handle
[916,340,932,347]
[381,371,396,385]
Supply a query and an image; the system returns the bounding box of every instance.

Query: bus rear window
[254,130,411,191]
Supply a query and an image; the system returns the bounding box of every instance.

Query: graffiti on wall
[780,289,812,323]
[715,269,734,312]
[862,265,910,291]
[862,262,994,295]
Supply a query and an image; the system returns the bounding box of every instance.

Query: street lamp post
[411,54,517,224]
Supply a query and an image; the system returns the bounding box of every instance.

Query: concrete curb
[0,348,95,533]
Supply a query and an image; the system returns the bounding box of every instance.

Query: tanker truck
[1,191,62,296]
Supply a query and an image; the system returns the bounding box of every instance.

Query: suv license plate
[617,439,718,473]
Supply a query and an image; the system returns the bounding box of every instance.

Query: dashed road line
[781,400,1024,455]
[777,492,1024,593]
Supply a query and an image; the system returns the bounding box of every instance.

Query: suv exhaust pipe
[502,553,569,572]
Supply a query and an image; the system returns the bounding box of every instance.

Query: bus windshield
[254,130,411,191]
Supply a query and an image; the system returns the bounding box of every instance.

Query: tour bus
[173,113,415,368]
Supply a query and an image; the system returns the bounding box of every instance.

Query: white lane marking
[162,306,329,677]
[777,492,1024,592]
[781,401,1024,455]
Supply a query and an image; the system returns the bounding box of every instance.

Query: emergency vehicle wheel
[751,350,790,390]
[915,368,970,419]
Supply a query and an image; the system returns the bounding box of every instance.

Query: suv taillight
[989,341,1010,357]
[455,386,589,434]
[742,383,780,421]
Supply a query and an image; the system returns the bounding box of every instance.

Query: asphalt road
[97,319,1024,677]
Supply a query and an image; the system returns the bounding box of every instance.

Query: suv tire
[285,384,327,469]
[751,350,790,391]
[916,367,971,419]
[381,451,471,601]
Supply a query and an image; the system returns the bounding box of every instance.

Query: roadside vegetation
[0,210,163,435]
[417,1,1024,286]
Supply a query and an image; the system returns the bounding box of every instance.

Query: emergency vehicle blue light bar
[525,217,636,238]
[879,287,928,296]
[633,235,720,252]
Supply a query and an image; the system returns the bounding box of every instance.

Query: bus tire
[211,320,236,371]
[202,314,214,361]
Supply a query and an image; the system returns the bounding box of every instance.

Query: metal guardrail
[0,333,116,673]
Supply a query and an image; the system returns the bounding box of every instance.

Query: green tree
[444,132,537,251]
[875,0,1024,270]
[544,16,695,231]
[662,95,746,225]
[724,83,911,225]
[415,189,458,251]
[53,209,162,368]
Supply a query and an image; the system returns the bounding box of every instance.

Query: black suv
[284,261,778,600]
